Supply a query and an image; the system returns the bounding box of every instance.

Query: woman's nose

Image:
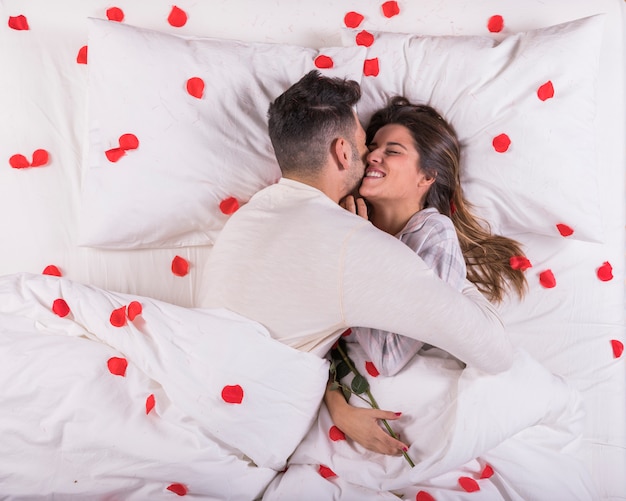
[367,150,380,163]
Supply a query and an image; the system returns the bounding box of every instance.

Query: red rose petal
[219,196,240,215]
[106,7,124,22]
[344,11,364,28]
[539,269,556,289]
[611,340,624,358]
[459,476,480,492]
[186,77,205,99]
[363,58,380,77]
[537,81,554,101]
[31,149,49,167]
[365,361,380,377]
[127,301,143,321]
[168,6,187,27]
[9,154,30,169]
[77,45,88,64]
[221,384,244,404]
[105,147,126,163]
[171,255,189,277]
[556,223,574,237]
[381,1,400,18]
[43,265,62,277]
[341,328,352,337]
[355,30,375,47]
[510,255,532,271]
[318,464,337,479]
[329,425,346,441]
[314,55,334,69]
[487,15,504,33]
[118,133,139,151]
[597,261,613,282]
[492,133,511,153]
[480,464,495,479]
[146,394,156,414]
[416,492,436,501]
[52,298,70,317]
[8,15,29,31]
[166,483,188,496]
[107,356,128,376]
[110,306,127,327]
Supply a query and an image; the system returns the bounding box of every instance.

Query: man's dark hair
[267,70,361,176]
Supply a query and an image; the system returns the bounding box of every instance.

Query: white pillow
[344,16,605,242]
[80,19,366,249]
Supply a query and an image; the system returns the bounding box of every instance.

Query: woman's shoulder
[402,207,454,235]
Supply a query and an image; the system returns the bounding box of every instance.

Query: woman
[326,96,528,454]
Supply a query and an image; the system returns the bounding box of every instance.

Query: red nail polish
[395,412,402,416]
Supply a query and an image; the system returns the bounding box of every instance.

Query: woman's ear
[418,171,437,188]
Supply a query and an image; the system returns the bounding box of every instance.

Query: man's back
[202,178,513,373]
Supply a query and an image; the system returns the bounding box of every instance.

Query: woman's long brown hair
[366,97,527,303]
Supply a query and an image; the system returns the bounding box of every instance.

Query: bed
[0,0,624,499]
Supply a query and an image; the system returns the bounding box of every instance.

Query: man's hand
[340,195,369,220]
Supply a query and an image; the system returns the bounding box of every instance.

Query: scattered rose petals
[537,81,554,101]
[344,11,364,28]
[219,197,240,215]
[186,77,204,98]
[171,255,189,277]
[416,492,436,501]
[381,1,400,18]
[105,147,126,163]
[52,298,70,317]
[539,269,556,289]
[221,384,244,404]
[487,15,504,33]
[127,301,143,321]
[492,133,511,153]
[365,361,380,377]
[31,149,49,167]
[510,255,532,271]
[106,7,124,22]
[356,30,375,47]
[110,306,127,327]
[9,154,29,169]
[363,58,380,77]
[314,55,334,69]
[146,394,156,414]
[166,483,188,496]
[9,150,49,169]
[597,261,613,282]
[459,476,480,492]
[77,45,88,64]
[8,15,29,30]
[318,464,337,479]
[481,464,495,478]
[107,357,128,376]
[118,133,139,150]
[556,223,574,237]
[168,6,187,27]
[329,425,346,441]
[43,265,62,277]
[611,340,624,358]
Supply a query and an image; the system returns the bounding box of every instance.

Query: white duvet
[0,273,598,500]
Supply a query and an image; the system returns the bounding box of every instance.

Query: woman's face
[359,124,431,207]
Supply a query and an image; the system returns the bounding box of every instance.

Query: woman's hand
[324,384,408,456]
[340,195,369,220]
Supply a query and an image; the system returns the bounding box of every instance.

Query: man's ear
[332,137,352,171]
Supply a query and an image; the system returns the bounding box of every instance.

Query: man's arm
[340,226,512,374]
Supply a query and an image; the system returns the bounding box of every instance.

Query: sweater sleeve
[340,225,512,374]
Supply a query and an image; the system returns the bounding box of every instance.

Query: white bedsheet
[265,342,597,500]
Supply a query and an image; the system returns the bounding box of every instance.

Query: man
[201,70,512,450]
